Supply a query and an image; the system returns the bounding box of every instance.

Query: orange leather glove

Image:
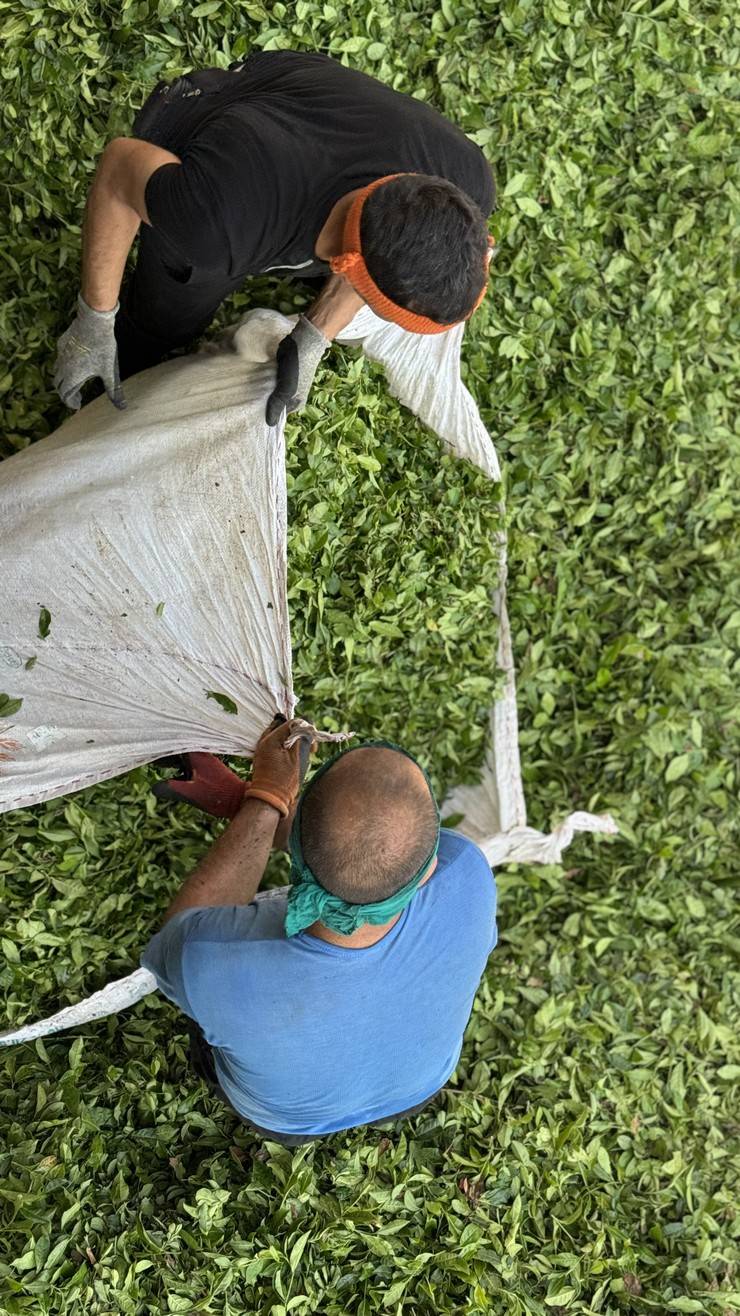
[243,718,314,817]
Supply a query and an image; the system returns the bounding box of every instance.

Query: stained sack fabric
[0,315,294,811]
[0,306,616,1045]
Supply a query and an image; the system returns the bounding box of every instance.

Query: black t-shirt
[143,51,496,282]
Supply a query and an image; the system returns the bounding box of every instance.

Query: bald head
[300,747,439,904]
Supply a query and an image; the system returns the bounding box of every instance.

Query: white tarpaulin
[1,313,294,808]
[0,306,616,1045]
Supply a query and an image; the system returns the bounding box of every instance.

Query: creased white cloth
[0,306,616,1046]
[0,969,158,1045]
[0,315,295,810]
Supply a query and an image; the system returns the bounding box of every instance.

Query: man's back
[140,50,495,280]
[143,830,496,1136]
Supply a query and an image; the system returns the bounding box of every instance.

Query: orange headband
[330,174,493,336]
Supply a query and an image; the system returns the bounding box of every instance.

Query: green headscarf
[285,740,440,938]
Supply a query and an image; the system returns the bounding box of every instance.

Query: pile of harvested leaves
[1,1,739,1314]
[286,352,502,797]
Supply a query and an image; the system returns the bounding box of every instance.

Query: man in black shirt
[54,52,495,423]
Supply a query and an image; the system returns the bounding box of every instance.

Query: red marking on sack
[0,737,21,766]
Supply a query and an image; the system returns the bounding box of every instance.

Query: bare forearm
[305,274,364,340]
[162,797,280,924]
[81,137,180,313]
[82,148,142,312]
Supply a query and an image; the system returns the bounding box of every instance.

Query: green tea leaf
[516,195,543,217]
[665,754,690,783]
[0,692,23,718]
[205,690,238,715]
[504,171,529,196]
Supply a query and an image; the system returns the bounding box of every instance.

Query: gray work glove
[265,315,329,426]
[54,294,126,411]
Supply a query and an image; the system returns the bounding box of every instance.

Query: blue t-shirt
[142,830,497,1136]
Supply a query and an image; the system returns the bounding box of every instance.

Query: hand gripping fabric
[0,306,616,1047]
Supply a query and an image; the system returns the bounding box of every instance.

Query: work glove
[265,315,329,426]
[243,717,315,817]
[151,719,314,819]
[151,752,247,819]
[54,294,126,411]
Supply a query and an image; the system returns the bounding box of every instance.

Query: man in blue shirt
[144,719,497,1144]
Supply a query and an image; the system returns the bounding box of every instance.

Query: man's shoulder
[430,829,495,905]
[169,893,290,954]
[437,828,491,875]
[411,830,495,952]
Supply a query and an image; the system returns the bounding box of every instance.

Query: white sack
[1,312,295,811]
[0,306,615,1045]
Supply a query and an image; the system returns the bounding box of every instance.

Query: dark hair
[361,174,489,323]
[300,749,439,904]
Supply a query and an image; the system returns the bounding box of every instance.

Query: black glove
[265,316,329,426]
